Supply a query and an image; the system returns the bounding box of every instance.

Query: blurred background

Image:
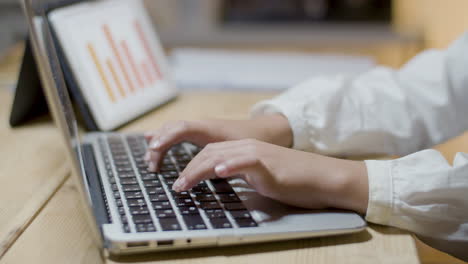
[1,0,467,89]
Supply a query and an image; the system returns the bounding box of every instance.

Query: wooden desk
[1,46,466,264]
[0,88,422,264]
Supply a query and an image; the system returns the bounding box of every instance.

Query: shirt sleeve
[365,151,468,261]
[251,32,468,157]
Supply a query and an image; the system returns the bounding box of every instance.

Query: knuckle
[175,120,190,132]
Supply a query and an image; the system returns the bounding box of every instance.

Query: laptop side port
[127,241,149,248]
[157,240,174,246]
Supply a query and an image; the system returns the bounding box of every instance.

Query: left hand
[172,139,369,214]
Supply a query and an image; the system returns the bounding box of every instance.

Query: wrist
[327,160,369,214]
[251,114,293,148]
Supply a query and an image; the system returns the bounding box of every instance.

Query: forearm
[251,33,468,156]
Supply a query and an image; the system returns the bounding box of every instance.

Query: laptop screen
[20,0,103,244]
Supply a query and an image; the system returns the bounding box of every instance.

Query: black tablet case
[9,0,99,130]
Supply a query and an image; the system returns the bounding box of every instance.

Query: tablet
[49,0,177,130]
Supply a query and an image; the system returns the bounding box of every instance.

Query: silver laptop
[20,0,366,256]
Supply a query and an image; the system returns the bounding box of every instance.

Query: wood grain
[0,90,70,258]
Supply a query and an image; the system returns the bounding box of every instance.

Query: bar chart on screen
[49,0,176,130]
[86,20,163,103]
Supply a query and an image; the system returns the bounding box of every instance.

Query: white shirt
[251,33,468,261]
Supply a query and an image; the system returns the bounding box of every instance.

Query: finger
[148,121,199,151]
[144,131,156,142]
[145,151,160,172]
[178,140,250,179]
[214,155,260,178]
[172,145,247,191]
[144,121,200,170]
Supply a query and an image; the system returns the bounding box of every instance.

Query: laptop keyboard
[100,135,257,233]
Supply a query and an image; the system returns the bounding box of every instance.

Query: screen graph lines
[87,19,163,103]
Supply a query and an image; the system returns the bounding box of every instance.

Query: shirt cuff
[364,159,393,225]
[250,100,311,151]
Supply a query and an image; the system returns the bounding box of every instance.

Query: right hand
[144,114,292,171]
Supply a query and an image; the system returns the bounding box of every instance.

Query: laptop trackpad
[229,178,361,230]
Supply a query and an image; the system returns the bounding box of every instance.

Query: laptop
[20,0,366,255]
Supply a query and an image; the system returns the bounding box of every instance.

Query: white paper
[170,48,375,91]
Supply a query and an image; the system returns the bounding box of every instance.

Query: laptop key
[155,209,176,218]
[210,218,232,229]
[146,187,166,195]
[136,223,156,232]
[132,214,153,224]
[127,198,146,207]
[174,198,195,207]
[124,191,144,199]
[159,218,182,231]
[162,157,173,165]
[161,171,178,178]
[129,206,149,215]
[218,193,240,203]
[230,210,252,219]
[118,172,136,179]
[195,193,217,202]
[224,202,246,211]
[141,174,158,181]
[164,178,176,186]
[160,164,177,172]
[178,206,199,215]
[152,201,172,210]
[210,179,234,193]
[122,184,141,192]
[236,218,258,228]
[183,215,207,230]
[143,180,162,188]
[123,224,131,233]
[200,201,222,210]
[195,181,209,188]
[149,194,168,202]
[120,178,138,185]
[171,191,191,199]
[205,209,226,219]
[118,206,126,215]
[191,186,211,194]
[175,154,191,162]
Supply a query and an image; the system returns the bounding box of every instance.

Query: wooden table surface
[1,46,467,264]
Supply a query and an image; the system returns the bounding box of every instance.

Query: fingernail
[215,164,227,176]
[148,162,157,172]
[172,177,186,191]
[149,140,161,150]
[144,152,151,162]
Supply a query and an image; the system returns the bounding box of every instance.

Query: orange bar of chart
[87,43,116,103]
[103,24,135,93]
[134,20,162,81]
[86,19,166,103]
[141,61,154,85]
[121,40,144,89]
[106,59,126,98]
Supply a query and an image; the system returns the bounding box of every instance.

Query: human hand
[172,139,369,214]
[144,114,292,171]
